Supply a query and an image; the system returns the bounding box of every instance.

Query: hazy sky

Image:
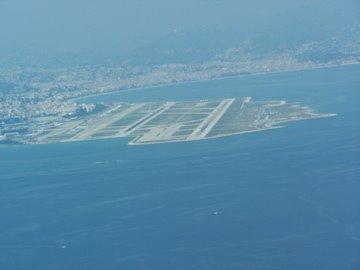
[0,0,359,53]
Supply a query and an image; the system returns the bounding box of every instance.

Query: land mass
[1,27,355,144]
[0,97,335,146]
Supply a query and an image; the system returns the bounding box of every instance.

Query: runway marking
[72,103,145,139]
[121,102,175,136]
[187,98,235,140]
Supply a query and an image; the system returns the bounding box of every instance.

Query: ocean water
[1,65,359,270]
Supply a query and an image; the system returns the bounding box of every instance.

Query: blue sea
[1,65,359,269]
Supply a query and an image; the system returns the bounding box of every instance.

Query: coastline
[73,62,360,104]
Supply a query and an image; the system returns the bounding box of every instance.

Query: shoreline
[73,62,360,103]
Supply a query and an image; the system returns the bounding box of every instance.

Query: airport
[29,97,335,146]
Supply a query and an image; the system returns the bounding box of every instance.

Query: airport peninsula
[0,96,335,146]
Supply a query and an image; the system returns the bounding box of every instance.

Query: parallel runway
[33,98,334,145]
